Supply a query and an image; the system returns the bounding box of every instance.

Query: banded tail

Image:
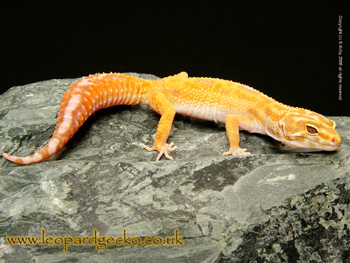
[2,73,149,164]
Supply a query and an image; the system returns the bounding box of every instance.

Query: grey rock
[0,73,349,263]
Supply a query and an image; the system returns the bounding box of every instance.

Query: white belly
[174,104,227,123]
[174,104,267,135]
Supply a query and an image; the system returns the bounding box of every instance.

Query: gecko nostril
[331,136,342,147]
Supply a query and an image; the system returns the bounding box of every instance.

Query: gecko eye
[306,125,318,136]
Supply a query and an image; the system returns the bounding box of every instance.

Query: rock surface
[0,74,349,263]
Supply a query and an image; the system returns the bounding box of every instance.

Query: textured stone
[0,74,349,262]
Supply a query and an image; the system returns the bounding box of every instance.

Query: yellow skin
[142,72,341,160]
[2,72,342,164]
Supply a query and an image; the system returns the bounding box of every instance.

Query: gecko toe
[141,144,154,152]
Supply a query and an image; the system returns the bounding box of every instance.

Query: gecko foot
[222,147,251,156]
[141,142,178,161]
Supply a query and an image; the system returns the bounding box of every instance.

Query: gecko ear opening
[306,125,318,136]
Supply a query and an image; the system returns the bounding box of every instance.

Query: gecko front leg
[142,90,178,161]
[222,114,252,156]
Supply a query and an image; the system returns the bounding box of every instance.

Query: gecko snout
[331,134,342,149]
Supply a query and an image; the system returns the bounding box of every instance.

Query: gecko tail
[2,135,66,164]
[2,152,43,165]
[2,73,147,165]
[2,76,97,165]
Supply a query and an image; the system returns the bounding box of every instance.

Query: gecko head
[278,108,341,151]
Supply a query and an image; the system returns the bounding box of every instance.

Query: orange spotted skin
[2,72,342,164]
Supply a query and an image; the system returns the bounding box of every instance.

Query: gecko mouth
[305,136,341,151]
[283,137,341,152]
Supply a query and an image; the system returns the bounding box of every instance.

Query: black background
[1,1,348,115]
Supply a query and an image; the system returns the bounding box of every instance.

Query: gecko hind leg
[142,90,178,161]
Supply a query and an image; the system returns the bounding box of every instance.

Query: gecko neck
[264,101,299,144]
[256,94,291,140]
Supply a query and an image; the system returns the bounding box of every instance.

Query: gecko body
[2,72,341,164]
